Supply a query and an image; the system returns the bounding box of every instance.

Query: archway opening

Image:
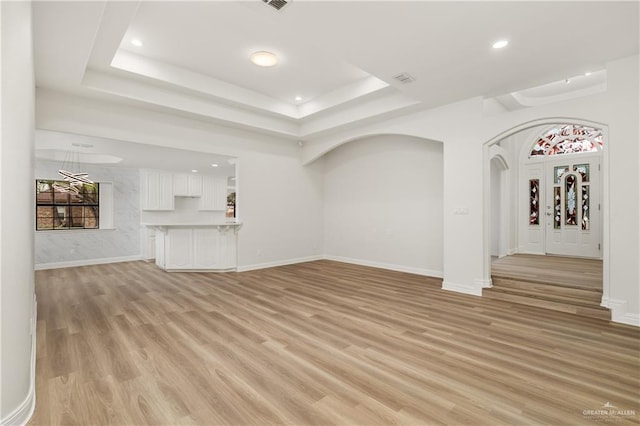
[482,119,609,320]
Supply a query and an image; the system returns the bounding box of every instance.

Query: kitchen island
[143,223,240,272]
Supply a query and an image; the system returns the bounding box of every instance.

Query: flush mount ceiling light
[191,169,198,173]
[131,39,143,47]
[295,96,302,101]
[251,51,278,67]
[492,39,509,49]
[211,163,219,167]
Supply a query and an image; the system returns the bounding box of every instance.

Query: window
[529,124,603,157]
[36,180,99,230]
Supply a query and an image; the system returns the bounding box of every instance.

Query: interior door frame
[482,118,610,309]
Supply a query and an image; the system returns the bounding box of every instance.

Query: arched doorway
[489,151,510,259]
[482,119,609,312]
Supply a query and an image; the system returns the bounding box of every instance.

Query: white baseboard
[34,254,142,270]
[442,280,483,296]
[475,277,493,289]
[236,255,324,272]
[606,298,640,327]
[323,255,443,278]
[1,299,37,426]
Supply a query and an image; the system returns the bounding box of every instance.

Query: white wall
[606,56,639,321]
[1,1,37,423]
[36,90,325,271]
[34,159,140,268]
[323,135,443,276]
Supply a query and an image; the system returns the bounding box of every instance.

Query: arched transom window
[529,124,603,157]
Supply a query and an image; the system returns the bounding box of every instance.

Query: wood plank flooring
[488,254,609,320]
[30,260,639,425]
[491,254,603,290]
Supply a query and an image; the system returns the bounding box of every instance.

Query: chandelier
[56,143,94,193]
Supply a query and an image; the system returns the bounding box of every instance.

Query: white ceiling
[33,1,639,146]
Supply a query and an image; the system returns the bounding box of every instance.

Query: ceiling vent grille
[393,72,416,84]
[262,0,288,11]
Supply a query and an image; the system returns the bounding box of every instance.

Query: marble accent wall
[34,160,140,265]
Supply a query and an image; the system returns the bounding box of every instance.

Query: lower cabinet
[140,227,156,261]
[166,228,193,269]
[162,226,237,271]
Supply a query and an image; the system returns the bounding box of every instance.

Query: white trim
[236,255,324,272]
[322,255,443,278]
[607,298,640,327]
[34,254,142,270]
[1,300,37,426]
[475,277,493,289]
[442,280,482,296]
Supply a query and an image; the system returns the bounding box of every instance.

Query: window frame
[35,179,100,231]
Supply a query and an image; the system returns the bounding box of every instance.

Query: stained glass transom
[529,179,540,225]
[530,125,603,157]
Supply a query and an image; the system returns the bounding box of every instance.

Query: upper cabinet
[199,176,227,211]
[173,174,203,197]
[141,170,229,212]
[141,170,174,211]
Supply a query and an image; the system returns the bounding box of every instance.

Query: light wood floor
[491,254,603,289]
[31,260,639,425]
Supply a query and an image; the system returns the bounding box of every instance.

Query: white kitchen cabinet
[155,230,166,269]
[158,225,237,271]
[140,227,156,261]
[199,176,227,211]
[216,228,237,269]
[192,228,219,269]
[141,170,174,211]
[173,174,202,197]
[165,228,193,269]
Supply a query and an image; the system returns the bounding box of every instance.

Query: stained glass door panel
[545,156,600,258]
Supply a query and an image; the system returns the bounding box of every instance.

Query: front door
[545,154,600,257]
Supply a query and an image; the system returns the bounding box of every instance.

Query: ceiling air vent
[262,0,288,11]
[393,72,416,84]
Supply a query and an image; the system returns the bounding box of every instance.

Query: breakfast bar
[143,223,240,272]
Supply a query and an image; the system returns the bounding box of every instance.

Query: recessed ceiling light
[131,39,143,47]
[295,96,302,101]
[584,72,592,76]
[492,40,509,49]
[251,51,278,67]
[191,169,198,173]
[211,163,219,167]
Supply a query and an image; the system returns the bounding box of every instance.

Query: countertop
[141,222,241,227]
